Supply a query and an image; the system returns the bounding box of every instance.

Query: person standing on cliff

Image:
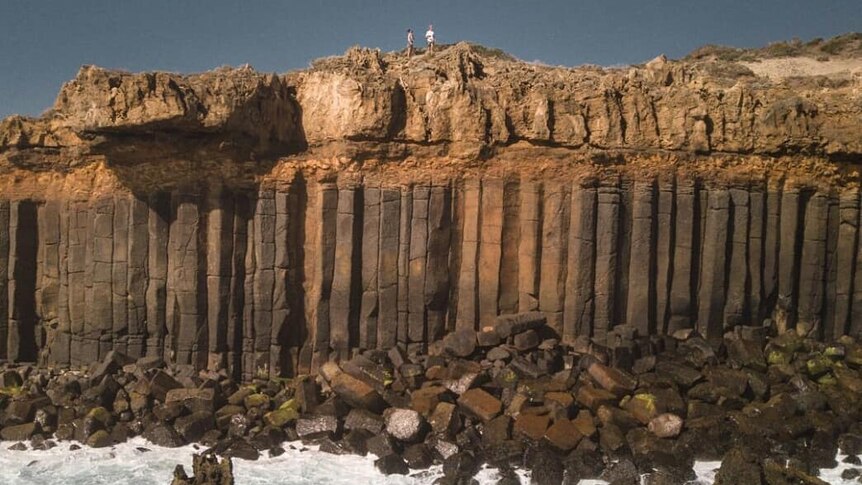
[425,24,435,53]
[406,29,415,58]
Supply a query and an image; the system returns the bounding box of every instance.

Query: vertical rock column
[797,193,827,337]
[8,201,38,362]
[146,193,170,358]
[206,189,233,371]
[594,184,620,342]
[0,201,8,360]
[127,197,149,358]
[626,180,655,336]
[539,182,570,337]
[478,179,503,328]
[456,180,480,331]
[228,194,250,378]
[89,198,114,360]
[425,182,452,343]
[762,187,782,315]
[822,196,839,340]
[330,184,358,360]
[166,193,205,367]
[564,184,596,342]
[112,196,130,355]
[654,179,674,334]
[408,184,429,352]
[833,189,858,339]
[518,181,541,313]
[358,184,380,351]
[697,188,729,340]
[253,189,276,373]
[724,188,750,328]
[377,187,400,348]
[397,185,413,342]
[272,188,292,375]
[306,183,337,372]
[667,180,696,333]
[38,201,61,363]
[68,200,89,365]
[748,190,765,325]
[775,188,802,334]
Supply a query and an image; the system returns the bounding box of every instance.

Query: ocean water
[0,438,855,484]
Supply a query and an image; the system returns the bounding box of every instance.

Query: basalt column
[8,201,38,362]
[456,180,480,331]
[425,182,452,343]
[377,187,400,348]
[166,192,206,368]
[667,179,696,333]
[127,196,149,359]
[408,184,429,352]
[834,189,859,339]
[538,182,570,337]
[146,193,170,359]
[206,189,233,372]
[594,184,620,342]
[479,179,504,329]
[518,181,541,313]
[797,193,828,337]
[626,180,655,336]
[564,183,596,342]
[38,200,61,364]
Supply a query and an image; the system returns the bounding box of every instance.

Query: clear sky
[1,0,859,119]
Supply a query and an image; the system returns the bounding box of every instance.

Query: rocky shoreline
[1,312,862,485]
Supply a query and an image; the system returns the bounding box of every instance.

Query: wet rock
[402,443,433,469]
[7,442,27,451]
[296,414,339,440]
[221,439,260,461]
[528,448,564,485]
[477,329,502,348]
[458,388,502,422]
[375,453,409,475]
[600,457,639,483]
[715,447,763,485]
[344,408,384,434]
[142,423,185,447]
[384,408,426,442]
[174,411,215,443]
[0,422,38,441]
[443,450,481,481]
[149,371,183,403]
[171,453,234,485]
[86,429,112,448]
[365,433,397,458]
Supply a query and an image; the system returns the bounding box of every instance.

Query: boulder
[143,423,185,447]
[384,408,425,442]
[648,413,684,438]
[494,312,547,339]
[544,418,582,451]
[170,453,234,485]
[513,330,540,352]
[330,373,385,413]
[0,422,38,441]
[587,362,637,397]
[174,411,216,443]
[457,388,502,422]
[295,415,339,440]
[443,330,477,357]
[344,408,385,434]
[374,453,408,475]
[513,414,549,441]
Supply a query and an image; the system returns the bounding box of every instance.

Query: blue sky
[0,0,859,118]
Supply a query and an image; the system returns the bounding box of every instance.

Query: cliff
[0,37,860,377]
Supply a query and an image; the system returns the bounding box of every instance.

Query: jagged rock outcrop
[0,38,859,377]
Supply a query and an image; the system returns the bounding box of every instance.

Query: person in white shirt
[425,24,435,53]
[406,29,415,58]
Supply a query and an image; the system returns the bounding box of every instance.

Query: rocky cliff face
[0,41,860,378]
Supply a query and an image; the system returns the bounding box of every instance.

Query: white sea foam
[0,439,856,485]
